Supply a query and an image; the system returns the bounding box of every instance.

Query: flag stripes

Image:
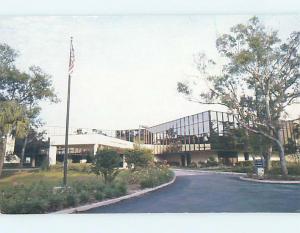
[68,37,75,75]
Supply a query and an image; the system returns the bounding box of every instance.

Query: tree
[0,43,58,167]
[0,101,27,175]
[165,127,182,153]
[178,17,300,176]
[91,149,122,184]
[14,129,47,166]
[124,148,154,170]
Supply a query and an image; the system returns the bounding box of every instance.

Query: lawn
[0,169,96,190]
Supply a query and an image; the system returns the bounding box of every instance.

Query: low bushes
[139,167,174,188]
[50,163,91,173]
[120,166,174,189]
[188,162,198,168]
[267,163,300,176]
[124,148,154,170]
[231,161,254,173]
[197,157,219,168]
[0,179,127,214]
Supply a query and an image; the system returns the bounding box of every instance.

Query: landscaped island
[0,148,174,214]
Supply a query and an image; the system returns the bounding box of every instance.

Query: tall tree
[178,17,300,176]
[0,101,27,175]
[0,43,58,169]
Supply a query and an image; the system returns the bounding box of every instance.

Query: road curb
[239,176,300,184]
[172,168,246,176]
[52,174,176,214]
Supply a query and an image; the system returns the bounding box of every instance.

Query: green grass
[0,169,97,190]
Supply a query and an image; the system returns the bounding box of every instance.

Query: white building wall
[48,145,57,165]
[48,134,155,164]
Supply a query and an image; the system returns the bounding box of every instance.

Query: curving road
[84,169,300,213]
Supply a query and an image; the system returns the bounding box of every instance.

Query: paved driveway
[84,169,300,213]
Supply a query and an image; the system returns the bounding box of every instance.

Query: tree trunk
[243,130,250,161]
[20,135,28,168]
[0,136,7,177]
[276,128,288,176]
[264,83,273,172]
[264,144,272,171]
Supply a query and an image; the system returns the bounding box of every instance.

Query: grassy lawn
[0,169,97,190]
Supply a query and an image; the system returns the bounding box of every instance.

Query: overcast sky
[1,14,300,130]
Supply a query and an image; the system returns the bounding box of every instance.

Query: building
[48,110,300,166]
[48,131,153,166]
[3,135,20,164]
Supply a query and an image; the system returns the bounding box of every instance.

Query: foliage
[267,163,300,176]
[124,148,154,170]
[0,43,58,173]
[168,161,180,167]
[178,16,300,176]
[0,162,174,214]
[139,166,174,189]
[0,101,27,176]
[0,178,127,214]
[206,156,219,167]
[188,162,198,168]
[91,149,122,184]
[165,127,182,153]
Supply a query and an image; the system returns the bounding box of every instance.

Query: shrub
[94,191,104,201]
[103,186,115,198]
[188,162,197,168]
[112,181,127,196]
[235,161,253,167]
[268,163,300,176]
[139,167,174,189]
[48,194,65,211]
[206,156,218,167]
[68,163,91,173]
[78,191,90,203]
[91,149,122,184]
[65,193,79,207]
[168,161,180,167]
[124,148,154,170]
[0,174,128,214]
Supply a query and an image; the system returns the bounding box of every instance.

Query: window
[203,111,209,121]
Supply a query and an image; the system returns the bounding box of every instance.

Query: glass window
[228,114,234,123]
[184,117,189,126]
[210,111,217,121]
[198,113,203,122]
[203,111,209,121]
[217,112,223,121]
[218,122,224,135]
[194,124,199,135]
[193,115,198,124]
[180,118,184,127]
[203,121,210,133]
[198,122,204,134]
[189,124,194,135]
[210,121,218,133]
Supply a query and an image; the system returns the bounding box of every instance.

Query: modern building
[48,110,300,166]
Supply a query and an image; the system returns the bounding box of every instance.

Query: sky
[1,14,300,131]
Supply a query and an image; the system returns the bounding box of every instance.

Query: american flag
[68,37,75,75]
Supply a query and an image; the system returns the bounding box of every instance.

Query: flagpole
[63,37,73,186]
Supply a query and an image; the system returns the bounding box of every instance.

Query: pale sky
[1,14,300,130]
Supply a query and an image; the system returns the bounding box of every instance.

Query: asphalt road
[84,169,300,213]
